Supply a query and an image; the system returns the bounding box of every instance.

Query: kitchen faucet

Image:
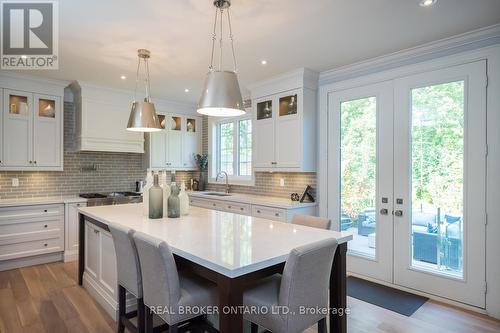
[216,171,230,194]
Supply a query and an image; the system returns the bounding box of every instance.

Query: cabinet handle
[275,213,279,217]
[44,243,48,247]
[213,203,216,207]
[240,207,244,211]
[257,210,261,213]
[228,205,232,209]
[29,160,33,164]
[44,224,48,228]
[44,209,48,213]
[34,161,37,164]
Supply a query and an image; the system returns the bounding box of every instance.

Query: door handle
[394,210,403,217]
[380,208,388,215]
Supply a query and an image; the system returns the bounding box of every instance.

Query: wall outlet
[12,178,19,187]
[279,178,285,187]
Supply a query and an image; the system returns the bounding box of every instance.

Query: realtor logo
[1,1,58,69]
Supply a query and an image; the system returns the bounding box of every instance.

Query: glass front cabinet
[147,114,201,170]
[1,89,62,170]
[253,87,315,172]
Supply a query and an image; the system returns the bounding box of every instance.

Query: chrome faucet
[216,171,230,194]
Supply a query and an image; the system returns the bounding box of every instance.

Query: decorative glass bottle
[149,173,163,219]
[142,171,154,216]
[168,182,180,218]
[161,171,171,218]
[179,182,189,215]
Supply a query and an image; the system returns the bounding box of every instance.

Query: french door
[328,60,487,307]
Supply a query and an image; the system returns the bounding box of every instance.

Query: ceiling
[15,0,500,104]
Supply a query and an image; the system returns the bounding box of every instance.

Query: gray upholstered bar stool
[108,223,146,333]
[244,238,338,333]
[133,231,218,333]
[291,215,331,230]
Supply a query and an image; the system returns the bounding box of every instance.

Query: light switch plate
[12,178,19,187]
[280,178,285,187]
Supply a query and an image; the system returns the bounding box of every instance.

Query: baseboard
[63,251,78,262]
[348,271,488,315]
[0,252,63,271]
[82,272,137,321]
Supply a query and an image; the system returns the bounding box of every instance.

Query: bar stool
[132,231,218,333]
[243,238,338,333]
[108,223,147,333]
[291,215,331,230]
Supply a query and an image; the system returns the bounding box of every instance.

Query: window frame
[208,113,254,186]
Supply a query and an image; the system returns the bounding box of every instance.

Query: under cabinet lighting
[420,0,436,7]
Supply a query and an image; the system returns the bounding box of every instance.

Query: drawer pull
[228,205,232,209]
[213,203,216,207]
[240,207,244,211]
[275,213,280,217]
[44,243,48,247]
[44,209,48,213]
[257,210,261,213]
[44,224,48,228]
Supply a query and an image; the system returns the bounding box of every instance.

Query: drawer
[0,204,64,224]
[0,236,63,261]
[224,202,251,215]
[252,205,287,222]
[0,218,63,239]
[189,197,225,211]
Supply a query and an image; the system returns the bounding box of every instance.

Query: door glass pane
[279,94,298,116]
[9,95,29,115]
[340,97,377,258]
[39,99,56,118]
[219,122,234,175]
[158,115,166,129]
[256,100,272,120]
[238,119,252,176]
[187,118,196,132]
[170,116,181,130]
[411,81,464,278]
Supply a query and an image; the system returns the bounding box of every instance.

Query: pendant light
[197,0,245,117]
[126,49,162,132]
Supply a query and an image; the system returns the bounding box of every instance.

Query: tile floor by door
[0,262,499,333]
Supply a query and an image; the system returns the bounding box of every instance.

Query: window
[210,116,253,184]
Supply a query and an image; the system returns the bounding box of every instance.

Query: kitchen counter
[0,196,87,207]
[188,191,317,209]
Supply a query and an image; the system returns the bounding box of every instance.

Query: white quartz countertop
[187,191,317,209]
[0,196,87,207]
[78,203,352,278]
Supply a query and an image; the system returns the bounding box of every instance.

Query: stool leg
[145,305,153,333]
[251,322,259,333]
[117,285,126,333]
[137,298,145,333]
[318,317,327,333]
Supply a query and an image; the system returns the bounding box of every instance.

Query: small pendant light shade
[127,99,162,132]
[126,49,162,132]
[197,70,245,117]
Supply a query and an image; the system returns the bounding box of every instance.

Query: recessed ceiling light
[21,55,27,59]
[184,88,190,93]
[120,75,127,80]
[261,60,267,65]
[420,0,436,7]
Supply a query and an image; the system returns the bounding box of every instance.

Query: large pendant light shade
[127,100,161,132]
[197,0,245,117]
[126,49,162,132]
[198,70,245,117]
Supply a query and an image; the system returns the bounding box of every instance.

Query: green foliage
[194,153,209,171]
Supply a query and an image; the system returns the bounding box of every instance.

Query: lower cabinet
[64,201,87,262]
[188,196,316,223]
[0,204,64,266]
[84,221,120,320]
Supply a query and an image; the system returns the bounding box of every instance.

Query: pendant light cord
[134,56,141,102]
[208,5,238,73]
[145,58,152,102]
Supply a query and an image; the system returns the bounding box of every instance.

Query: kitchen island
[78,203,352,333]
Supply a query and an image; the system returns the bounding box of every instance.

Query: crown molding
[0,72,70,87]
[319,23,500,85]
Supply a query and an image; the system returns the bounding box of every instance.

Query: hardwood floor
[0,261,499,333]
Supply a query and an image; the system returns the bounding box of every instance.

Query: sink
[199,192,232,197]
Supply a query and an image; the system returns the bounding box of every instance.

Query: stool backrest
[291,215,331,230]
[133,231,181,309]
[109,223,143,298]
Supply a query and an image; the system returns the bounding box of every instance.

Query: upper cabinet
[0,75,64,171]
[145,113,201,170]
[68,82,144,153]
[250,68,318,172]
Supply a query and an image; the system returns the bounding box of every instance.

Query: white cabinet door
[2,89,33,167]
[275,90,302,168]
[100,231,117,297]
[253,97,275,168]
[33,94,62,168]
[182,116,200,169]
[150,132,167,168]
[85,222,99,280]
[167,115,183,168]
[65,202,86,260]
